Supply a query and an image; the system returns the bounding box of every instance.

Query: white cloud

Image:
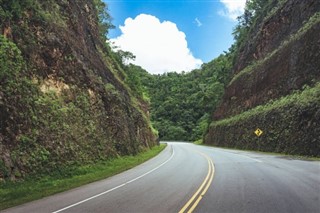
[195,18,202,27]
[110,14,202,74]
[219,0,246,21]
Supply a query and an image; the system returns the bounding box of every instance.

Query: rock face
[214,0,320,120]
[0,1,156,180]
[233,0,320,75]
[205,0,320,156]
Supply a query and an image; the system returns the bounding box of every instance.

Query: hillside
[0,0,157,181]
[125,52,231,142]
[204,0,320,156]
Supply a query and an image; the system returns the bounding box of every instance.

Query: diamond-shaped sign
[254,128,263,137]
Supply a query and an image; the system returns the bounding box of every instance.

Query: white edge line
[205,147,262,163]
[52,145,175,213]
[240,154,263,163]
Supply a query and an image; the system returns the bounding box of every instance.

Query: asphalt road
[2,142,320,213]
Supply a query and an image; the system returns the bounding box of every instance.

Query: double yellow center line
[179,152,215,213]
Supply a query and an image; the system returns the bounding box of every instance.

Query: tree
[93,0,114,40]
[137,53,232,141]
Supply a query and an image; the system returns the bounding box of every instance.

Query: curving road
[2,142,320,213]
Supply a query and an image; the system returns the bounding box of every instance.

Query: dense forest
[120,0,283,142]
[120,0,320,156]
[122,55,232,141]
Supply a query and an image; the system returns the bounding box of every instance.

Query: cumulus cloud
[219,0,246,21]
[110,14,202,74]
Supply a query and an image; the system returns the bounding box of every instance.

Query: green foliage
[0,35,40,180]
[0,144,166,210]
[0,0,59,32]
[192,113,210,140]
[0,35,24,80]
[230,11,320,86]
[93,0,114,40]
[0,34,38,139]
[5,83,148,178]
[211,84,319,127]
[104,83,121,98]
[0,0,35,23]
[232,0,287,60]
[194,139,203,145]
[117,50,136,64]
[0,0,158,183]
[124,64,148,99]
[0,160,9,179]
[133,53,232,141]
[206,84,320,156]
[36,0,66,27]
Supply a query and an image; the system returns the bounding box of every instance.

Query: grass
[210,83,320,127]
[0,144,166,211]
[193,139,203,145]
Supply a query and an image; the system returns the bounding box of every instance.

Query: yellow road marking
[179,152,215,213]
[187,159,214,213]
[179,157,211,213]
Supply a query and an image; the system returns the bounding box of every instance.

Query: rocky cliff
[205,0,320,156]
[0,0,157,180]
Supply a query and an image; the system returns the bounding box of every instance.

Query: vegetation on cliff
[1,0,319,185]
[0,0,157,182]
[205,0,320,156]
[128,0,319,153]
[206,84,320,156]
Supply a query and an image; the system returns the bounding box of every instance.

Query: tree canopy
[122,52,233,141]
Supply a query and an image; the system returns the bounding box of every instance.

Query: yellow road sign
[254,128,263,137]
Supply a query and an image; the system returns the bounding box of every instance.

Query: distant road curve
[2,142,320,213]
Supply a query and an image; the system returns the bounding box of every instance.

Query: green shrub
[206,84,320,156]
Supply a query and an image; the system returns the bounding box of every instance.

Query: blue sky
[105,0,246,74]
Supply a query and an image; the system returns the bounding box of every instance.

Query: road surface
[2,142,320,213]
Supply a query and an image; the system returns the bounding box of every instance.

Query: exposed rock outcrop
[205,0,320,156]
[0,0,156,180]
